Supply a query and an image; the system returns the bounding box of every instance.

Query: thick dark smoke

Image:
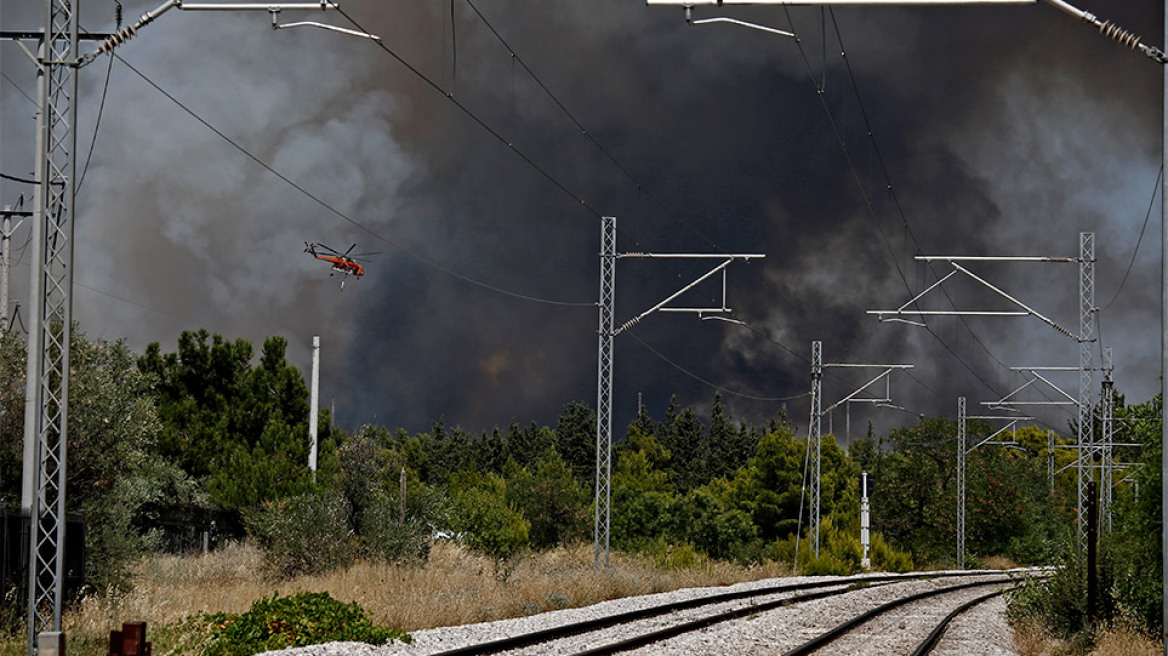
[0,0,1161,444]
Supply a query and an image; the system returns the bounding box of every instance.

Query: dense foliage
[199,592,410,655]
[2,326,1162,649]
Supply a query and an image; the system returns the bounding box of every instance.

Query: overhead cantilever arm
[648,0,1165,64]
[614,253,763,335]
[867,260,1077,339]
[84,0,377,64]
[821,363,913,414]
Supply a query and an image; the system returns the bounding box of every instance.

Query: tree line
[0,327,1162,638]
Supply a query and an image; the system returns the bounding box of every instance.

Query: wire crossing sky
[0,0,1160,439]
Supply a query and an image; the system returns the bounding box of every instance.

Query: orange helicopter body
[305,242,372,289]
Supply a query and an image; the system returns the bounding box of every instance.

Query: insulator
[97,24,137,55]
[1097,21,1141,50]
[115,2,124,29]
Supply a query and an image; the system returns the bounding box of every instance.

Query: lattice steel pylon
[805,342,910,559]
[20,0,79,649]
[1077,232,1095,552]
[593,217,762,567]
[808,341,823,557]
[1100,346,1114,534]
[595,217,616,568]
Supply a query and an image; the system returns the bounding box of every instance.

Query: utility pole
[1077,232,1096,553]
[594,216,763,567]
[1100,346,1114,534]
[859,471,871,569]
[807,340,910,558]
[309,335,320,475]
[2,4,374,651]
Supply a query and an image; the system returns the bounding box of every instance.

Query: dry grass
[1090,623,1161,656]
[1011,618,1162,656]
[2,541,792,655]
[981,555,1020,570]
[1012,619,1055,656]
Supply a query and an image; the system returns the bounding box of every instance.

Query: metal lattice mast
[957,396,967,568]
[22,0,78,647]
[593,221,762,567]
[0,4,373,649]
[808,341,823,557]
[1077,232,1095,551]
[1100,346,1114,534]
[594,216,616,568]
[806,345,909,558]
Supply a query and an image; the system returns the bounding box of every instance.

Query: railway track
[409,570,1030,656]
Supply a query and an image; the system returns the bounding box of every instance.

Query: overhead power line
[627,329,809,403]
[109,52,593,309]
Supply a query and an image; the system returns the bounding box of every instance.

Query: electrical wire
[1100,165,1161,312]
[825,10,1079,417]
[0,172,36,185]
[74,279,200,324]
[0,69,36,106]
[786,10,1075,428]
[76,52,115,192]
[462,0,784,294]
[111,53,594,309]
[626,329,810,402]
[359,2,753,316]
[334,7,609,224]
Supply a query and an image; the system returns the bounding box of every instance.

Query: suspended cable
[462,0,740,260]
[0,69,36,106]
[1100,165,1161,312]
[0,172,36,185]
[785,10,1065,418]
[333,5,738,312]
[110,53,593,308]
[824,11,1071,425]
[77,52,115,192]
[74,279,200,324]
[626,329,809,402]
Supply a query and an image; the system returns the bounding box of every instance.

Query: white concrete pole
[309,335,319,473]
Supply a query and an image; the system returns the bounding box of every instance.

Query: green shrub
[868,532,913,572]
[1005,554,1092,640]
[200,592,410,656]
[447,474,529,564]
[647,537,707,571]
[772,519,912,575]
[505,450,590,550]
[246,492,358,579]
[360,490,442,565]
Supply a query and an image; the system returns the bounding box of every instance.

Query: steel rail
[909,588,1005,656]
[427,571,1017,656]
[564,580,904,656]
[779,578,1016,655]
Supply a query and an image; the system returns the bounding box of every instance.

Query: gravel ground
[258,571,1021,656]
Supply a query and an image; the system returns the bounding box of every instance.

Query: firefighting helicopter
[304,242,376,289]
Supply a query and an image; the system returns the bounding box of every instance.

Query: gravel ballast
[258,570,1021,656]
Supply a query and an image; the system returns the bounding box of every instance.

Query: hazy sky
[0,0,1161,444]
